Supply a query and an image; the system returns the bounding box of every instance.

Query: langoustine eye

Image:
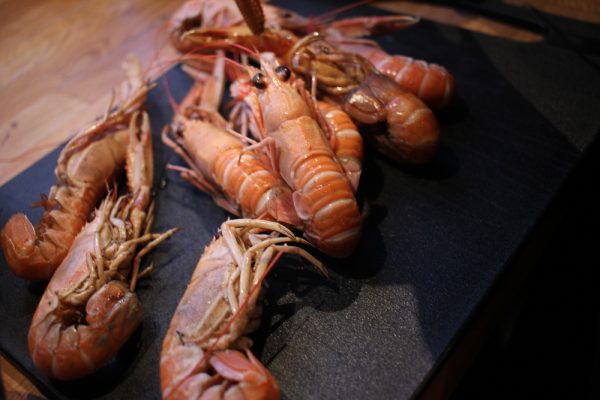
[275,65,291,82]
[252,73,267,89]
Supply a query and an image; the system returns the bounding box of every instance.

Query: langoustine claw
[233,0,265,35]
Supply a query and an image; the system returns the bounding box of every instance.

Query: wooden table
[1,1,598,398]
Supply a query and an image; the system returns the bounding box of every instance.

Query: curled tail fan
[210,349,281,400]
[0,213,64,280]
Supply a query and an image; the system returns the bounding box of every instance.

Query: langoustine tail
[0,213,71,280]
[210,349,280,400]
[29,281,142,381]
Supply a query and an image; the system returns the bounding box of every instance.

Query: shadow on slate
[452,133,600,399]
[1,0,600,399]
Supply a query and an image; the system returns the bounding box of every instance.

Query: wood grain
[373,1,544,42]
[0,0,180,186]
[1,356,44,399]
[506,0,600,23]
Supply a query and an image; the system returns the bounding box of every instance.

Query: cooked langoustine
[281,9,456,109]
[167,0,298,79]
[1,56,152,280]
[162,53,301,227]
[244,53,362,257]
[160,218,324,399]
[288,33,440,164]
[172,0,455,109]
[28,112,177,381]
[330,38,455,109]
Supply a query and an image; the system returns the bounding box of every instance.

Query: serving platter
[1,1,598,398]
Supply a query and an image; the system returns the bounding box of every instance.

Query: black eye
[275,65,291,81]
[252,73,267,89]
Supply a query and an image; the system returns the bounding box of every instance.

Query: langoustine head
[248,52,312,133]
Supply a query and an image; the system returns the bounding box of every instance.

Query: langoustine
[162,52,301,227]
[1,56,152,280]
[167,0,300,57]
[173,0,455,109]
[161,218,324,399]
[241,53,363,257]
[288,33,440,164]
[327,36,455,110]
[28,112,177,380]
[315,101,363,191]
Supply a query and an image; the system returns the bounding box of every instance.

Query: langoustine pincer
[161,218,324,399]
[28,112,177,380]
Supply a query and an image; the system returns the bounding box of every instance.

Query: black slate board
[1,1,600,399]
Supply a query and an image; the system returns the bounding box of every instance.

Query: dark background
[452,137,600,399]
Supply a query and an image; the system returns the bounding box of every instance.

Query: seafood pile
[1,0,456,398]
[164,0,455,394]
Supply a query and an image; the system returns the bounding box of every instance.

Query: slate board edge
[411,136,598,399]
